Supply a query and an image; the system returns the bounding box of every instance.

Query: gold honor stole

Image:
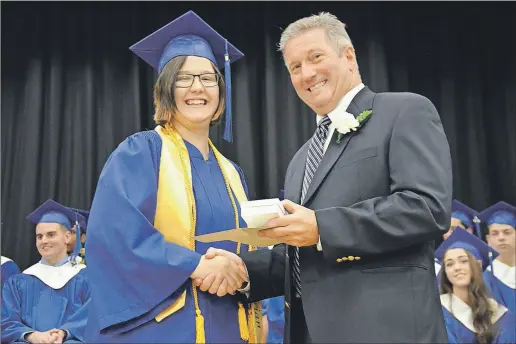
[153,125,262,343]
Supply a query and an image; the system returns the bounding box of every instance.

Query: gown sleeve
[1,261,21,287]
[494,310,516,344]
[85,131,202,334]
[61,270,91,342]
[1,277,35,343]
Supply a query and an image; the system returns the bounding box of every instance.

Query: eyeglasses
[175,73,220,88]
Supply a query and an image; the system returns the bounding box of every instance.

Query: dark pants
[290,297,312,344]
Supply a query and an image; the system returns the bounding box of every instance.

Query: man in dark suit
[196,11,452,343]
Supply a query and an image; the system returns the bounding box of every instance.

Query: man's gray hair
[278,12,353,57]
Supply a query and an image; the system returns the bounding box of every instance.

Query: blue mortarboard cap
[451,199,481,237]
[435,227,499,271]
[67,207,89,231]
[478,201,516,229]
[129,10,244,142]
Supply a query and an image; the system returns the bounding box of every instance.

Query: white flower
[333,112,360,135]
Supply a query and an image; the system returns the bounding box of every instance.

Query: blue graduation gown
[1,269,90,343]
[484,270,516,313]
[84,131,252,343]
[1,260,21,288]
[442,306,516,344]
[262,296,285,344]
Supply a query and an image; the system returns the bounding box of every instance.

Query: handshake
[190,248,248,297]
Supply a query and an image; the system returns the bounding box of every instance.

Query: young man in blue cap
[68,207,89,264]
[1,199,90,344]
[445,200,481,240]
[435,227,515,344]
[84,10,261,343]
[479,201,516,312]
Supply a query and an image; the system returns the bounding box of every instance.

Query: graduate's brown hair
[153,56,226,126]
[440,250,496,344]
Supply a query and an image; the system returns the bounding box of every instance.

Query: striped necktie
[293,115,332,297]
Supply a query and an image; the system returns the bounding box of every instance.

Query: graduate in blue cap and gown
[435,227,515,344]
[1,256,21,288]
[84,10,263,343]
[1,199,90,343]
[479,201,516,313]
[435,200,481,278]
[68,208,90,265]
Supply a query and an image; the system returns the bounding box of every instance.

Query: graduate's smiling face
[487,224,515,256]
[173,56,221,127]
[443,248,475,288]
[284,28,359,116]
[35,223,71,261]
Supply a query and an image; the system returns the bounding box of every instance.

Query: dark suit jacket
[240,87,452,343]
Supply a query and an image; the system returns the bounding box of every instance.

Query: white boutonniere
[335,109,373,144]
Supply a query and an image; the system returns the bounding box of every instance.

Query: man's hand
[191,253,248,297]
[258,200,319,247]
[26,330,61,344]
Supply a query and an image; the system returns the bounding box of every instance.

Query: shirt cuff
[237,269,251,297]
[316,235,323,251]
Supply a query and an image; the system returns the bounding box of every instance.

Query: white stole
[23,261,85,289]
[440,293,507,332]
[1,256,13,265]
[487,259,516,289]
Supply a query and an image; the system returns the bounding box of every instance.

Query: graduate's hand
[26,331,56,344]
[49,329,66,344]
[193,248,249,296]
[191,254,248,296]
[258,200,319,247]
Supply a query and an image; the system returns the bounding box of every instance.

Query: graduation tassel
[72,217,82,264]
[195,307,206,344]
[223,39,233,142]
[473,216,482,238]
[238,303,250,341]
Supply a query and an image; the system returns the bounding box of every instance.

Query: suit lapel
[301,87,376,206]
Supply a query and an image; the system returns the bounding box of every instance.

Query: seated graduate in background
[261,296,285,344]
[68,207,90,265]
[1,256,21,288]
[1,200,90,344]
[479,201,516,313]
[84,10,262,344]
[436,227,515,344]
[435,200,481,279]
